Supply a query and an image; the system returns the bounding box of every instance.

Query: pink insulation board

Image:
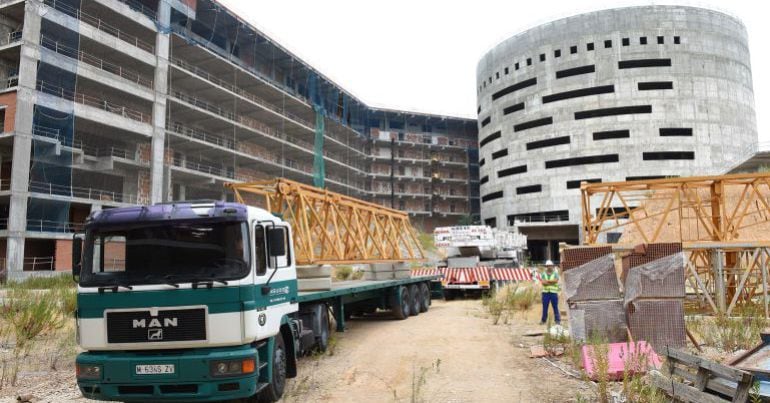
[581,341,662,381]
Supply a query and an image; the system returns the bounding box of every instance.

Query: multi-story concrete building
[0,0,479,277]
[476,6,757,261]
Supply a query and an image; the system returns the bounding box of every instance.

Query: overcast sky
[218,0,767,141]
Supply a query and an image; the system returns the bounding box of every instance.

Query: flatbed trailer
[297,275,439,332]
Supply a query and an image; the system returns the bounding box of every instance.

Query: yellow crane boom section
[225,178,425,265]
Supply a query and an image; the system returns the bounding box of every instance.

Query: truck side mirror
[267,227,286,257]
[72,235,83,280]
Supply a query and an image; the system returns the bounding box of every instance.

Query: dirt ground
[282,299,589,403]
[0,299,590,403]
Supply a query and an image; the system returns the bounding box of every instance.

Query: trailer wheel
[259,334,287,402]
[409,284,421,316]
[390,286,410,320]
[419,283,430,313]
[316,307,330,352]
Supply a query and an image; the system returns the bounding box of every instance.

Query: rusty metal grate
[627,299,686,352]
[562,246,613,270]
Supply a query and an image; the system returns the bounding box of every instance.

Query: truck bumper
[76,344,259,402]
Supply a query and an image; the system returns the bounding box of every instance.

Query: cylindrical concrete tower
[476,6,756,261]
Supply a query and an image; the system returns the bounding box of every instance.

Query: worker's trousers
[541,292,560,324]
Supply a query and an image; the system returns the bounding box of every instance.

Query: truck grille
[106,308,206,344]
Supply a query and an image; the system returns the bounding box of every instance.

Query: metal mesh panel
[624,252,685,303]
[568,299,628,343]
[627,299,686,352]
[563,254,621,302]
[562,246,613,270]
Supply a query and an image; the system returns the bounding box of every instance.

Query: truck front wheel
[259,335,287,402]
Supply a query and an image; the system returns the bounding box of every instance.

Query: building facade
[0,0,479,277]
[476,6,757,261]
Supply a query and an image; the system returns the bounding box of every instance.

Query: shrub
[5,274,74,290]
[3,288,64,352]
[333,266,353,281]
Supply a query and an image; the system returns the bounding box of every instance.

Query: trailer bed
[296,275,439,303]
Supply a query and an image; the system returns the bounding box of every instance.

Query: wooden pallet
[649,348,754,402]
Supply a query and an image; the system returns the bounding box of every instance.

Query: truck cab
[74,201,300,402]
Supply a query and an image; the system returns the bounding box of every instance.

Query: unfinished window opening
[642,151,694,160]
[593,130,630,140]
[491,77,537,101]
[480,116,491,127]
[542,85,614,103]
[503,102,524,115]
[639,36,647,45]
[659,128,693,137]
[638,81,673,90]
[554,49,561,58]
[618,59,672,69]
[587,42,594,51]
[514,117,553,132]
[517,185,542,195]
[622,38,630,46]
[575,105,651,120]
[566,178,601,189]
[556,64,595,79]
[491,148,508,160]
[481,191,503,202]
[545,154,619,169]
[479,131,501,148]
[497,165,527,178]
[604,40,612,48]
[526,136,570,150]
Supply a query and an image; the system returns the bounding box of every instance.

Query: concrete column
[5,1,42,278]
[149,1,171,203]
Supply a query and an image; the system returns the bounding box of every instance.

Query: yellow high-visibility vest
[541,271,560,293]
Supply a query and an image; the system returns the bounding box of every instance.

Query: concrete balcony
[27,180,139,205]
[42,0,155,64]
[39,36,154,99]
[36,80,153,136]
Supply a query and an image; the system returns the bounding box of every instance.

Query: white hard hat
[545,260,555,266]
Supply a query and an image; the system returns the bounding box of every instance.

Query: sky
[218,0,767,141]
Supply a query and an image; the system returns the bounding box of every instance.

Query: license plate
[136,364,175,375]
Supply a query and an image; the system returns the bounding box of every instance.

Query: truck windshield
[79,221,250,287]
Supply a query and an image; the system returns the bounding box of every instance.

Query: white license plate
[135,364,175,375]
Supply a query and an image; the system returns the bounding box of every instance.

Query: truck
[433,225,528,299]
[72,182,436,402]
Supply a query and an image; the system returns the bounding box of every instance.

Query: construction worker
[540,260,561,325]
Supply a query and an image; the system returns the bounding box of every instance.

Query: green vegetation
[687,305,769,352]
[417,232,435,253]
[4,274,74,290]
[482,283,540,325]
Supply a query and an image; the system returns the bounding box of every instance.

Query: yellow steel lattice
[225,178,425,265]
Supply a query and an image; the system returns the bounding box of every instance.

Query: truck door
[252,224,298,340]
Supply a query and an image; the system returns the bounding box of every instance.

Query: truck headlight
[76,364,102,380]
[210,358,255,377]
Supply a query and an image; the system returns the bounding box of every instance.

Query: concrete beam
[149,1,170,203]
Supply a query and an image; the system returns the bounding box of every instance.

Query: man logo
[133,318,178,328]
[258,313,267,326]
[148,328,163,341]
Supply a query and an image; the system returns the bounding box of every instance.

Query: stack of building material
[623,243,686,351]
[297,265,332,291]
[562,247,627,343]
[363,262,411,281]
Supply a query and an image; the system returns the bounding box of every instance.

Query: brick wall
[0,90,17,133]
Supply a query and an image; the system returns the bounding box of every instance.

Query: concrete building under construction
[0,0,479,277]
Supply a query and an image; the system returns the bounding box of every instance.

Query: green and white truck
[72,201,435,402]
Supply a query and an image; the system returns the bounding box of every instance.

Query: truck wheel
[259,335,287,402]
[419,283,430,313]
[409,284,421,316]
[390,286,410,320]
[316,307,330,352]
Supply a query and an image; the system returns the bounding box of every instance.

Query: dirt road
[0,299,588,403]
[283,299,588,402]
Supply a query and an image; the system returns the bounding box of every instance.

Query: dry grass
[687,307,769,352]
[482,283,540,325]
[0,278,78,391]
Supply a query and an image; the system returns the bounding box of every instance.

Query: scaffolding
[226,178,425,265]
[580,173,770,316]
